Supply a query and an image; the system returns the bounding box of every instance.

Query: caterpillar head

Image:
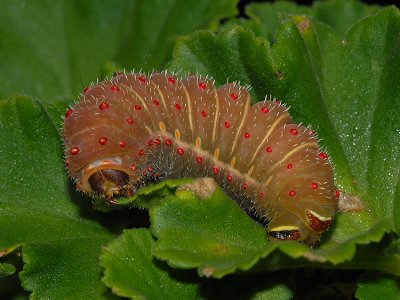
[69,157,140,200]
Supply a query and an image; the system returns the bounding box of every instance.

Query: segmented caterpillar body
[63,72,338,244]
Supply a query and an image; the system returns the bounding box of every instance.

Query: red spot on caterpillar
[168,77,176,84]
[138,76,147,84]
[289,190,296,197]
[177,148,185,155]
[155,139,161,145]
[201,111,207,117]
[99,102,109,110]
[198,82,206,89]
[319,152,328,159]
[227,174,233,182]
[165,139,172,146]
[119,141,126,147]
[111,85,120,92]
[287,163,293,169]
[275,100,282,105]
[65,109,74,118]
[99,137,108,145]
[229,93,238,100]
[261,107,269,113]
[147,166,153,171]
[290,128,298,135]
[83,87,90,93]
[138,149,145,156]
[266,146,273,153]
[196,156,203,163]
[335,190,340,198]
[153,99,160,106]
[258,192,265,198]
[134,104,142,111]
[224,121,231,128]
[126,117,134,125]
[175,103,182,110]
[148,139,154,146]
[311,182,318,189]
[212,167,219,174]
[70,147,80,155]
[65,159,70,167]
[130,164,136,171]
[243,183,249,189]
[244,132,251,139]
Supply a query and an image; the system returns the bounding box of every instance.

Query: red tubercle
[227,174,233,182]
[261,107,270,113]
[212,167,219,174]
[177,148,185,156]
[258,192,265,198]
[70,147,80,155]
[266,146,273,153]
[130,164,136,171]
[175,103,182,110]
[290,128,298,135]
[148,139,154,146]
[165,139,172,146]
[134,104,142,111]
[244,132,251,139]
[287,163,293,169]
[155,139,161,145]
[65,159,70,167]
[275,100,282,105]
[138,149,145,156]
[201,111,207,117]
[198,82,206,89]
[138,75,147,84]
[153,99,160,106]
[65,109,74,118]
[289,190,296,197]
[126,117,134,125]
[196,156,203,163]
[311,182,318,189]
[110,85,120,92]
[99,137,108,145]
[83,87,90,93]
[229,93,238,100]
[147,166,153,171]
[168,76,176,84]
[224,121,231,128]
[99,102,109,110]
[243,183,249,189]
[319,152,328,159]
[335,190,340,198]
[119,141,126,147]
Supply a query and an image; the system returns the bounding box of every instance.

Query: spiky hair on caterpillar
[62,71,339,245]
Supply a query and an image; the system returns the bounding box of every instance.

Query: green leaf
[0,96,113,298]
[0,0,237,102]
[0,263,15,278]
[246,0,380,41]
[116,0,238,71]
[149,182,271,278]
[101,229,200,299]
[0,0,133,102]
[355,272,400,300]
[167,6,400,273]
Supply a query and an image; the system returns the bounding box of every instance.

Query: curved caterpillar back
[63,72,338,244]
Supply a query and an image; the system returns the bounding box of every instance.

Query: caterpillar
[63,72,338,244]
